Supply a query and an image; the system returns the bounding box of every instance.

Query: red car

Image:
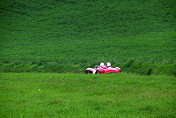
[86,65,121,74]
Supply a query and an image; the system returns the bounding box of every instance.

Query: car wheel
[96,70,100,74]
[86,70,90,74]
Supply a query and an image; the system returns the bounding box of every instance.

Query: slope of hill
[0,0,176,75]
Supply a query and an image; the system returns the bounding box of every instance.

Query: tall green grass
[0,73,175,117]
[0,60,176,76]
[0,0,176,74]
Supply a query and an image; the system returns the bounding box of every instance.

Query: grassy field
[0,0,176,75]
[0,1,175,117]
[0,73,175,117]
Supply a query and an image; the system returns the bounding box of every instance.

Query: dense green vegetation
[0,1,175,117]
[0,0,176,75]
[0,73,175,117]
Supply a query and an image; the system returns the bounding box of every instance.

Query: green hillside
[0,0,176,75]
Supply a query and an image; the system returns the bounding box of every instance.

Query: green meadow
[0,0,176,117]
[0,73,176,118]
[0,0,176,75]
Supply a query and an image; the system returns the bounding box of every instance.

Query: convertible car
[86,66,121,74]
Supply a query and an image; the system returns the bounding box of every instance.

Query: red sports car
[86,65,121,74]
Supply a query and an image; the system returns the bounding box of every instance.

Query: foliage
[0,73,175,117]
[0,0,176,74]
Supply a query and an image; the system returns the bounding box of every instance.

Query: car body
[86,66,121,74]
